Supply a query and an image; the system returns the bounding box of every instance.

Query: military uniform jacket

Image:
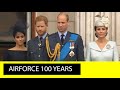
[27,35,49,61]
[48,31,85,61]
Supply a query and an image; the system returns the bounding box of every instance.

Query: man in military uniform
[46,12,84,61]
[27,15,49,61]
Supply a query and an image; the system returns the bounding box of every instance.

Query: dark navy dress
[3,50,27,61]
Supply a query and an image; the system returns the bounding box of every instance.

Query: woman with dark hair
[86,15,119,61]
[3,26,27,61]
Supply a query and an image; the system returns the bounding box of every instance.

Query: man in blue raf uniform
[27,15,49,61]
[47,12,84,61]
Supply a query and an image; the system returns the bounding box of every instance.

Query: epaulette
[71,32,79,36]
[47,32,56,37]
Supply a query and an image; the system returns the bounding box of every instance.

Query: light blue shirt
[58,31,68,40]
[38,33,47,40]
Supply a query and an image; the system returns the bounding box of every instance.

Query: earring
[105,32,108,37]
[95,33,98,38]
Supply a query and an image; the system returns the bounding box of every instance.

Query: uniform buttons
[38,55,40,57]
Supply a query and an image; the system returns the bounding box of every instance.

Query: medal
[69,40,75,50]
[69,40,75,57]
[106,44,111,49]
[69,50,75,57]
[38,43,41,47]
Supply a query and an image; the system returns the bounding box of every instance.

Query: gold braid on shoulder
[46,37,61,61]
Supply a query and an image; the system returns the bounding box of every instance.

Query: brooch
[106,44,111,49]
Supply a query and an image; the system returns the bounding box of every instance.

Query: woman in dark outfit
[3,27,27,61]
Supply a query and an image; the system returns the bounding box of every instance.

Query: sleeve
[86,43,91,61]
[3,50,9,61]
[113,42,119,61]
[76,35,85,61]
[27,41,31,60]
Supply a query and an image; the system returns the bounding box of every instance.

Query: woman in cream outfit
[86,15,119,61]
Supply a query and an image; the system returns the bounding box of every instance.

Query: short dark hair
[13,26,26,38]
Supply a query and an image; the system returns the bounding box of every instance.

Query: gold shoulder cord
[46,37,61,61]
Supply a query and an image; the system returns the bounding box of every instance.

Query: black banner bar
[4,64,81,75]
